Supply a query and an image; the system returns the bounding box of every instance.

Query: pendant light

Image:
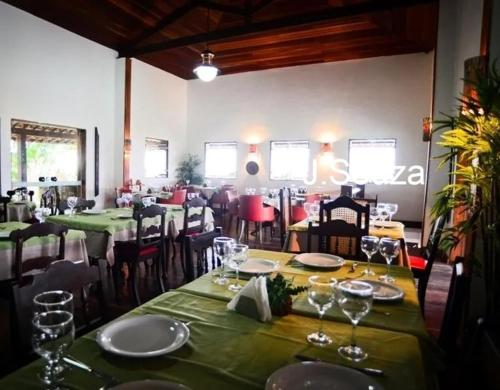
[193,6,219,82]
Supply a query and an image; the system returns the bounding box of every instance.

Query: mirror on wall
[245,161,259,175]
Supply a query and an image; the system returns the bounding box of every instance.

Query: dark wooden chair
[307,196,369,260]
[9,222,69,283]
[353,196,378,207]
[172,197,207,275]
[411,215,446,314]
[113,204,167,305]
[0,196,10,222]
[7,187,34,202]
[184,227,223,282]
[40,187,60,215]
[340,185,352,197]
[58,198,96,214]
[352,183,365,198]
[9,259,109,356]
[279,188,291,248]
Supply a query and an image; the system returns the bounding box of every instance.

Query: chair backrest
[170,189,187,205]
[183,197,207,235]
[10,259,108,354]
[423,215,446,262]
[439,258,469,353]
[352,183,365,198]
[9,222,69,283]
[238,195,266,221]
[354,196,378,207]
[304,194,321,203]
[184,227,222,282]
[58,198,96,214]
[0,196,10,222]
[40,188,59,215]
[279,188,291,248]
[134,205,166,248]
[226,189,238,203]
[319,195,369,227]
[340,185,352,197]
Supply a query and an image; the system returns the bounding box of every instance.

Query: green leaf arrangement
[266,273,308,316]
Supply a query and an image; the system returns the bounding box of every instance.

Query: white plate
[294,253,345,269]
[82,209,107,215]
[97,315,190,358]
[111,380,191,390]
[229,257,279,274]
[265,362,383,390]
[0,231,10,238]
[359,279,405,302]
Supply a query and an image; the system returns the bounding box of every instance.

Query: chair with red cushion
[113,204,167,305]
[410,215,446,314]
[304,194,321,203]
[160,189,187,205]
[238,195,275,245]
[226,190,239,232]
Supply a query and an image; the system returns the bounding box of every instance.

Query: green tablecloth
[0,291,427,390]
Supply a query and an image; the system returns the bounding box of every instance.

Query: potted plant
[175,154,204,185]
[266,273,308,316]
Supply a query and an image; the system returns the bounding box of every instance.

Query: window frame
[204,141,238,179]
[145,137,169,178]
[269,140,310,181]
[347,138,397,184]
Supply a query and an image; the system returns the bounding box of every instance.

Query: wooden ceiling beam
[196,0,246,16]
[119,0,437,57]
[251,0,276,15]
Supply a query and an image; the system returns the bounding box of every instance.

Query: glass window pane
[270,141,309,180]
[205,142,237,179]
[145,138,168,178]
[348,139,396,182]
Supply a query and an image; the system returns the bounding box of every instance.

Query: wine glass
[213,237,235,285]
[306,276,338,346]
[309,202,320,221]
[378,238,400,283]
[377,204,389,228]
[369,207,379,227]
[303,202,312,222]
[260,187,267,195]
[386,203,398,221]
[361,236,379,276]
[337,280,373,362]
[32,311,75,386]
[186,179,191,185]
[33,291,74,315]
[228,243,248,292]
[66,196,78,217]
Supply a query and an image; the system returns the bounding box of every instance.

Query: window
[145,138,168,178]
[205,142,238,179]
[270,141,310,180]
[348,139,396,183]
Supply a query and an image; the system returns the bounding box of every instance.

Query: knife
[63,355,121,387]
[294,354,385,377]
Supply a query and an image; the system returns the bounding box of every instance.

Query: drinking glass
[245,187,251,195]
[260,187,267,195]
[186,179,191,185]
[32,311,75,386]
[337,280,373,362]
[213,237,235,285]
[386,203,398,221]
[369,207,379,226]
[34,291,74,315]
[378,238,400,283]
[66,197,78,217]
[306,276,338,346]
[361,236,379,276]
[309,202,320,221]
[377,204,389,228]
[228,243,248,292]
[303,202,312,222]
[34,208,51,223]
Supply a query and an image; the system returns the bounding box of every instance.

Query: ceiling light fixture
[193,6,218,82]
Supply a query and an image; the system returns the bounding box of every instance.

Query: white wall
[129,59,187,187]
[187,53,433,222]
[0,2,122,207]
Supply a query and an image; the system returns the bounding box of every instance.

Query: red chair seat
[410,255,427,270]
[139,246,159,257]
[291,205,307,223]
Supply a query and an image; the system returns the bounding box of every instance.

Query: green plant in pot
[432,63,500,334]
[175,154,204,185]
[267,273,308,316]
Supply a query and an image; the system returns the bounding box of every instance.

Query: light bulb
[193,64,218,82]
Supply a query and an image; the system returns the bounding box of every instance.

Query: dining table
[0,222,88,281]
[46,206,215,265]
[2,201,36,222]
[284,219,411,268]
[0,249,438,390]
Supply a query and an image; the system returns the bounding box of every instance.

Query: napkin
[227,276,272,322]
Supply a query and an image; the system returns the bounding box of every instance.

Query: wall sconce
[422,117,431,142]
[320,142,333,154]
[249,144,257,154]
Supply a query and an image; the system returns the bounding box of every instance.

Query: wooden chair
[0,196,10,222]
[411,215,446,314]
[307,196,369,259]
[226,190,239,233]
[40,187,60,215]
[184,227,222,282]
[352,183,365,198]
[113,204,166,305]
[58,198,96,214]
[354,196,378,207]
[9,259,109,356]
[9,222,69,283]
[172,197,207,276]
[279,188,291,248]
[340,185,352,197]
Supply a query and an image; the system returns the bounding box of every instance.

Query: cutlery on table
[348,262,358,273]
[370,309,392,316]
[63,355,121,387]
[294,354,385,377]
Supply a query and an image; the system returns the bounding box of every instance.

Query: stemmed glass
[34,208,51,223]
[376,204,389,228]
[303,202,313,222]
[34,291,74,315]
[66,197,78,217]
[379,238,400,283]
[337,280,374,362]
[32,310,75,386]
[228,243,248,292]
[186,179,191,185]
[386,203,398,221]
[369,207,379,227]
[360,236,379,276]
[213,237,235,285]
[306,276,338,346]
[309,202,320,222]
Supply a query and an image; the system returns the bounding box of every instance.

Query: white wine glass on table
[67,196,78,217]
[337,280,373,362]
[376,204,389,228]
[309,202,320,222]
[306,276,338,346]
[32,310,75,386]
[34,291,74,315]
[213,237,235,285]
[378,238,400,283]
[303,202,312,222]
[228,243,248,292]
[360,236,379,276]
[386,203,398,221]
[369,207,379,227]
